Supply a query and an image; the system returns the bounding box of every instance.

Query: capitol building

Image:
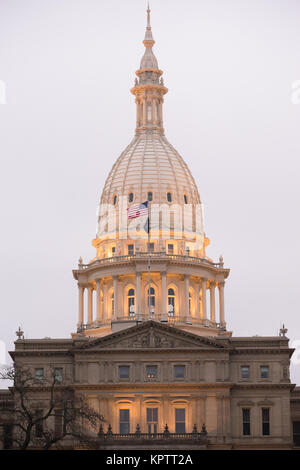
[1,7,300,450]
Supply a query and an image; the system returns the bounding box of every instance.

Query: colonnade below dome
[73,253,229,338]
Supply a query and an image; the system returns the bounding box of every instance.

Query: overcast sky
[0,0,300,384]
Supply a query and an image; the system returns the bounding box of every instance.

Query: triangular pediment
[75,321,228,351]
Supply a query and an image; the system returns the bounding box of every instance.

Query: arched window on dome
[129,193,134,203]
[167,192,172,203]
[184,194,188,204]
[128,288,135,317]
[147,287,155,315]
[168,288,175,316]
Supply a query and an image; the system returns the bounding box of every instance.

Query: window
[146,365,157,379]
[293,421,300,447]
[35,368,44,382]
[54,368,63,383]
[147,103,152,121]
[186,246,190,256]
[168,288,175,315]
[54,410,63,438]
[262,408,270,436]
[112,246,116,256]
[148,191,153,201]
[242,408,251,436]
[119,409,130,434]
[129,193,134,203]
[119,365,130,379]
[113,195,117,205]
[174,365,185,379]
[111,291,114,314]
[35,409,43,437]
[148,243,154,253]
[128,288,135,316]
[147,408,158,434]
[128,244,134,255]
[167,192,172,203]
[3,424,13,449]
[260,366,269,379]
[184,194,188,204]
[167,244,174,254]
[241,366,250,379]
[148,287,156,312]
[175,408,186,433]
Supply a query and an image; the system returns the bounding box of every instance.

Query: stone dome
[100,132,200,207]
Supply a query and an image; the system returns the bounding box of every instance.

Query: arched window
[128,288,135,316]
[113,195,117,205]
[111,292,114,316]
[147,287,155,314]
[148,191,153,201]
[168,288,175,316]
[167,192,172,203]
[129,193,134,203]
[184,194,188,204]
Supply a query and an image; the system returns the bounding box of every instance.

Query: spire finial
[147,3,151,28]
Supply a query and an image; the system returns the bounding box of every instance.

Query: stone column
[161,271,167,320]
[218,281,225,325]
[102,282,107,321]
[200,278,207,320]
[88,285,93,325]
[96,280,101,323]
[210,282,216,323]
[136,272,141,318]
[113,275,118,320]
[184,274,190,317]
[78,285,84,327]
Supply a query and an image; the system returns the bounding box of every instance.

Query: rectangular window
[128,244,134,255]
[147,408,158,434]
[3,424,13,449]
[147,103,152,121]
[146,365,157,379]
[35,368,44,381]
[262,408,270,436]
[174,365,185,379]
[119,365,130,379]
[119,409,130,434]
[54,410,63,438]
[260,365,269,379]
[175,408,186,433]
[168,244,174,254]
[112,246,116,256]
[293,421,300,447]
[241,366,250,379]
[35,409,43,437]
[242,408,251,436]
[54,368,63,383]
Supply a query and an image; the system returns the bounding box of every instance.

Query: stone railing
[78,252,224,270]
[77,315,224,333]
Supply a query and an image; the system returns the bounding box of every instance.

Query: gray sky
[0,0,300,384]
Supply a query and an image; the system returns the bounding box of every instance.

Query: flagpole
[148,203,151,319]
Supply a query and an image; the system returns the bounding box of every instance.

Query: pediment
[76,321,227,351]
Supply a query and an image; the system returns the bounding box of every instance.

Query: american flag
[127,201,148,219]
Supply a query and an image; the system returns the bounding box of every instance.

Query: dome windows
[167,192,172,203]
[129,193,134,203]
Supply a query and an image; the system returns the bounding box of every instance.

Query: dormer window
[129,193,134,203]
